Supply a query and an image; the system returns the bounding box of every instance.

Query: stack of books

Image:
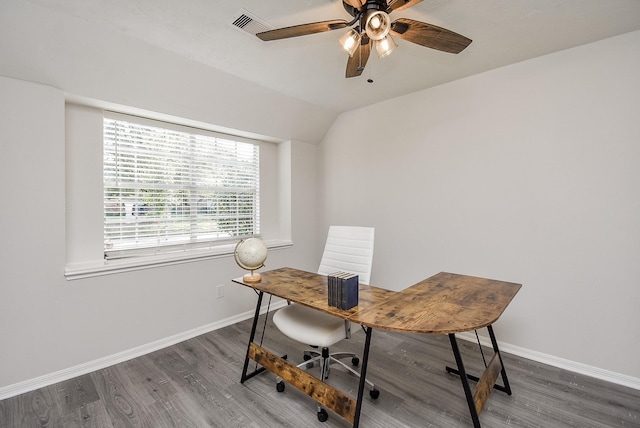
[327,272,359,310]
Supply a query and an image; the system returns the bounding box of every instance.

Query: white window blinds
[103,116,260,259]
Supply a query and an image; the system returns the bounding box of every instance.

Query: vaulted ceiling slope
[22,0,640,113]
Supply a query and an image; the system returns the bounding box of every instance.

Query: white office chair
[272,225,379,422]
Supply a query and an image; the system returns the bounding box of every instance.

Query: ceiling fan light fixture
[339,28,362,57]
[376,34,397,58]
[364,10,391,41]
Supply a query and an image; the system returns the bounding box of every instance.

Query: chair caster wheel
[369,388,380,399]
[351,356,359,366]
[303,353,314,368]
[276,381,285,392]
[317,408,328,422]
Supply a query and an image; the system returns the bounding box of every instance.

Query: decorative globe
[234,238,268,283]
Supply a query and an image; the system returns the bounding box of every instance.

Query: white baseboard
[2,305,638,400]
[455,332,640,391]
[0,300,288,400]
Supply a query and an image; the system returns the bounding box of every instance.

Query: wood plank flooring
[1,313,639,427]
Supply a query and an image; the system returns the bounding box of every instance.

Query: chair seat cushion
[273,304,346,348]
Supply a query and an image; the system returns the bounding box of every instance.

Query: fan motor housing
[343,0,388,18]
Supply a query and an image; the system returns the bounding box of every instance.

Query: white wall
[0,0,337,145]
[0,0,322,394]
[319,30,640,381]
[0,74,319,394]
[0,78,66,389]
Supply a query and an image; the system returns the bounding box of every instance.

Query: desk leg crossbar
[446,325,512,428]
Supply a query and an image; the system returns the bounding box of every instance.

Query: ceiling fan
[256,0,472,78]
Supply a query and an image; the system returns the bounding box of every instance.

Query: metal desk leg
[449,333,481,428]
[353,327,373,428]
[446,327,511,395]
[487,325,512,395]
[241,291,264,383]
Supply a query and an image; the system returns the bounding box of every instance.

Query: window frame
[64,104,292,281]
[102,113,261,260]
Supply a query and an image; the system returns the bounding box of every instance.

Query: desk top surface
[233,267,521,334]
[233,267,397,319]
[355,271,521,333]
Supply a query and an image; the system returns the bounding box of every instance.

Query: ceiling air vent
[230,9,273,37]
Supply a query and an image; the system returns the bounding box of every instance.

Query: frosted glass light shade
[365,10,391,41]
[376,34,397,58]
[339,29,361,57]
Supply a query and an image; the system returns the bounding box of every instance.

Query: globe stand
[243,271,262,284]
[234,238,268,285]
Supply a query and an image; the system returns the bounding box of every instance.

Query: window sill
[64,239,293,281]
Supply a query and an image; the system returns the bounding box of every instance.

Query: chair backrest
[317,226,375,285]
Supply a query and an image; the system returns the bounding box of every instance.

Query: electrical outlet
[216,284,224,299]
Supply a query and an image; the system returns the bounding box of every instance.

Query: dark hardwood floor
[1,313,639,427]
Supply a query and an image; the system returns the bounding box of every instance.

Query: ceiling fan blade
[390,18,472,53]
[257,20,349,41]
[387,0,423,13]
[343,0,365,11]
[346,38,371,78]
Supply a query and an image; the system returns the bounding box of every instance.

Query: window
[103,116,260,259]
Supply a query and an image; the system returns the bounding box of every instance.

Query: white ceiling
[26,0,640,113]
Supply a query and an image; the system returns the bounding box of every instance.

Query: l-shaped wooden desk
[233,267,521,427]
